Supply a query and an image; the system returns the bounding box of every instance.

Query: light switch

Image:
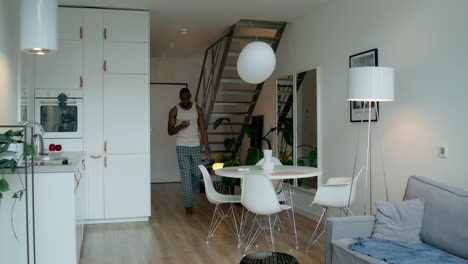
[439,146,448,158]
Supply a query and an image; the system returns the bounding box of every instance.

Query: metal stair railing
[195,25,235,129]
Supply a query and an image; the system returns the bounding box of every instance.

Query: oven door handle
[39,100,78,104]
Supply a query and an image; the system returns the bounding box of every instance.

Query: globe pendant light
[20,0,58,55]
[237,41,276,84]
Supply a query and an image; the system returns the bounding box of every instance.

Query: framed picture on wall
[349,48,379,122]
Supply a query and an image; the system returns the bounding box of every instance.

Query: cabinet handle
[104,156,107,168]
[104,27,107,40]
[80,75,83,88]
[80,26,83,40]
[90,155,101,159]
[82,159,86,170]
[104,141,107,153]
[103,60,107,72]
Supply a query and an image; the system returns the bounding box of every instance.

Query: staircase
[195,19,287,157]
[276,71,307,128]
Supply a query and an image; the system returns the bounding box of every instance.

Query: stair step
[217,90,258,95]
[236,20,287,30]
[277,91,293,95]
[209,122,244,126]
[208,141,226,144]
[214,101,253,106]
[211,112,250,117]
[232,36,280,43]
[277,101,292,105]
[224,65,237,70]
[208,132,239,135]
[221,78,244,83]
[228,51,241,57]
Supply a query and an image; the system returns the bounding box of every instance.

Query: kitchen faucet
[23,120,45,156]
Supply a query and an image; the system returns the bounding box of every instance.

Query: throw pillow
[372,198,425,243]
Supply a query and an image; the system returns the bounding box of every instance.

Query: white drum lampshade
[348,67,394,102]
[20,0,58,55]
[237,41,276,84]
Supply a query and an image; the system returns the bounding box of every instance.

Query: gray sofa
[325,176,468,264]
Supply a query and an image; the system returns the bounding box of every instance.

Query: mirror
[276,75,295,166]
[296,69,318,189]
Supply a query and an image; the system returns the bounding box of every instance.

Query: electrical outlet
[439,146,448,158]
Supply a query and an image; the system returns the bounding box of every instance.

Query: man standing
[168,88,210,216]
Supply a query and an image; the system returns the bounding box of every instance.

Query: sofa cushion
[372,198,424,242]
[404,176,468,260]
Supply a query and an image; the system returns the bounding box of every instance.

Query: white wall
[0,0,20,124]
[255,0,468,214]
[149,53,204,182]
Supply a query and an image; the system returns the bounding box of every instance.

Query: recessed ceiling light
[169,42,175,48]
[180,28,189,35]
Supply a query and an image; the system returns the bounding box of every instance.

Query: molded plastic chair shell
[199,165,240,204]
[310,167,364,208]
[241,173,290,216]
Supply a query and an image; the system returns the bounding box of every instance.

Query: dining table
[215,165,322,249]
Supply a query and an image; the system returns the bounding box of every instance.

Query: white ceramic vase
[261,149,275,171]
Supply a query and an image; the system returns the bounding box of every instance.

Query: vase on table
[261,149,275,171]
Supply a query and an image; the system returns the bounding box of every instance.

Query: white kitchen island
[0,152,86,264]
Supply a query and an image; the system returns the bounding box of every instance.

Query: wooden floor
[80,183,325,264]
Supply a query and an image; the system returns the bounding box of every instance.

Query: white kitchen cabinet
[34,172,77,264]
[104,42,149,74]
[80,8,150,222]
[104,154,151,219]
[103,74,150,154]
[83,9,104,154]
[35,39,83,90]
[103,10,149,42]
[83,155,105,219]
[58,7,83,41]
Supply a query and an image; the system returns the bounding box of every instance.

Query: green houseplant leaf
[213,118,231,129]
[245,147,263,165]
[0,178,10,192]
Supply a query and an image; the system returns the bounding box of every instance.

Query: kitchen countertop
[29,152,84,174]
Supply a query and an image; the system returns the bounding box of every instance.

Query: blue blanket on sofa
[349,238,468,264]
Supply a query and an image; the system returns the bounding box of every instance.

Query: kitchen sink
[32,155,71,166]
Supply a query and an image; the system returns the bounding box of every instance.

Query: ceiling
[59,0,327,58]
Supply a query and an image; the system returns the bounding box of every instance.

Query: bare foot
[185,208,192,216]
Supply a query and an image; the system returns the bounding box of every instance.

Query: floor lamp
[347,67,394,214]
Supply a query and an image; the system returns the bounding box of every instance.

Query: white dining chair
[305,166,364,251]
[199,165,241,243]
[241,173,292,255]
[255,157,286,202]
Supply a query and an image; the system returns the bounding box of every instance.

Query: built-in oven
[35,90,83,139]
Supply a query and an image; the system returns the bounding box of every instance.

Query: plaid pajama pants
[176,146,201,209]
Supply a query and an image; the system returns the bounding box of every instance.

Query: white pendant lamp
[20,0,58,55]
[237,41,276,84]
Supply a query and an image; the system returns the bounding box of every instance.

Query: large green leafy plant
[0,129,35,240]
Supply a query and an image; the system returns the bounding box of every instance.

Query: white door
[150,84,185,183]
[35,40,83,90]
[104,154,150,219]
[103,10,149,42]
[58,7,83,41]
[83,155,105,220]
[103,74,150,154]
[104,42,149,74]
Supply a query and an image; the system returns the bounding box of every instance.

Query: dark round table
[240,252,299,264]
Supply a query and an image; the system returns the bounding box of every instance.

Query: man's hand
[204,150,210,161]
[179,121,190,129]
